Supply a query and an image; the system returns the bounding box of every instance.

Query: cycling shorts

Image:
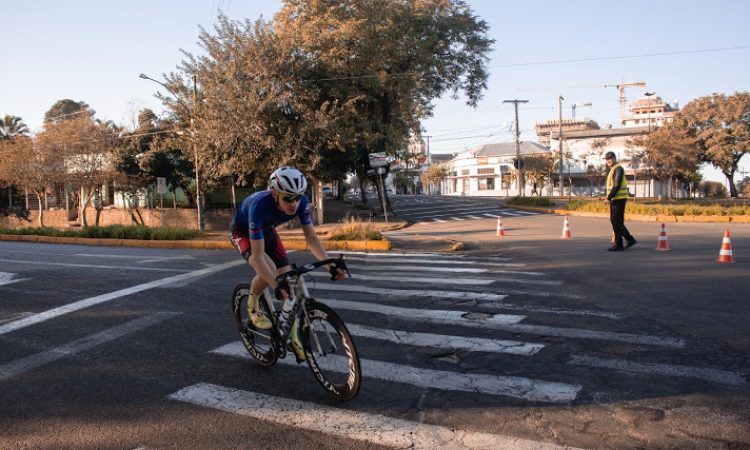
[229,226,289,269]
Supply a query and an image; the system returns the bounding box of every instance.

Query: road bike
[231,255,361,401]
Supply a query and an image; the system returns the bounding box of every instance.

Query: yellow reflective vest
[606,163,629,200]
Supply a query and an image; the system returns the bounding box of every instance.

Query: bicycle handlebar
[275,254,351,282]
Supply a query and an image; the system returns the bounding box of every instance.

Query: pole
[378,170,388,223]
[503,99,528,196]
[558,95,564,197]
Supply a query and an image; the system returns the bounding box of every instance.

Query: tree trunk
[35,192,45,227]
[314,178,324,225]
[725,171,739,197]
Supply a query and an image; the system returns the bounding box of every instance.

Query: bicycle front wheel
[302,302,361,401]
[232,284,278,367]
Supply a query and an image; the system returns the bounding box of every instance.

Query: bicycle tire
[232,284,278,367]
[302,301,361,401]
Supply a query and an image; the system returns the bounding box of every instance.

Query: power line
[298,44,749,83]
[492,45,750,68]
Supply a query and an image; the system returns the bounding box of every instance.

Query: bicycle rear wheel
[302,301,361,401]
[232,284,278,367]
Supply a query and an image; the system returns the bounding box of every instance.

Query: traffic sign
[157,177,167,194]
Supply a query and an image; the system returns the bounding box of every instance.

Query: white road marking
[452,216,466,220]
[360,264,544,276]
[504,323,684,347]
[340,255,525,267]
[433,218,447,223]
[0,272,30,287]
[0,258,186,272]
[0,312,180,380]
[500,211,522,216]
[309,271,562,286]
[168,383,581,449]
[0,312,34,325]
[310,283,616,318]
[318,298,525,327]
[482,213,498,218]
[568,354,746,387]
[307,271,494,286]
[345,323,544,355]
[466,215,483,219]
[309,282,509,301]
[357,263,489,273]
[212,345,578,403]
[319,298,678,345]
[0,260,244,335]
[74,253,194,264]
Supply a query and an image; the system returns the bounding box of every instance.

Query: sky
[3,0,749,182]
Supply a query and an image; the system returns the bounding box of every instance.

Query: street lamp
[139,73,204,231]
[571,101,592,119]
[558,95,564,196]
[644,92,655,133]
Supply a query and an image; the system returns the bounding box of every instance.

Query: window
[477,168,494,175]
[461,169,469,176]
[477,157,488,165]
[478,177,495,190]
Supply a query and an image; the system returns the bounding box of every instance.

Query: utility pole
[558,95,564,197]
[503,99,529,196]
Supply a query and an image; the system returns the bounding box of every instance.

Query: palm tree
[0,115,30,139]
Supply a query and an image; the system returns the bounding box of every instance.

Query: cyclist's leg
[265,227,305,362]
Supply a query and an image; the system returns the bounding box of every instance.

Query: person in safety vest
[603,151,637,251]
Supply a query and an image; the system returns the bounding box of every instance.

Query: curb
[0,233,391,251]
[508,205,750,223]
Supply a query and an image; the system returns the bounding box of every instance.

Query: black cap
[604,151,616,160]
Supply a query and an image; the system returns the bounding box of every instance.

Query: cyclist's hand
[274,278,290,300]
[329,263,345,281]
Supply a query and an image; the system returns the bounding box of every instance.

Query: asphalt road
[1,207,749,449]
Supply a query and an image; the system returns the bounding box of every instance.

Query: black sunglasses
[280,194,302,202]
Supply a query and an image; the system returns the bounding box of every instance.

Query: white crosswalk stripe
[211,343,578,402]
[168,383,582,449]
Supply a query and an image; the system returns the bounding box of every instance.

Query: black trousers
[610,198,634,246]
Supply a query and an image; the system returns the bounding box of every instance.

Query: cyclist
[230,166,344,362]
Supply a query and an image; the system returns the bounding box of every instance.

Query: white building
[433,142,550,196]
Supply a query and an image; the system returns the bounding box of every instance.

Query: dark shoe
[625,239,637,249]
[608,245,625,252]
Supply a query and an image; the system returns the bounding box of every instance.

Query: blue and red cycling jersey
[232,190,312,240]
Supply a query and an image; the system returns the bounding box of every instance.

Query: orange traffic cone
[655,223,671,251]
[561,216,572,239]
[496,217,505,237]
[717,229,735,263]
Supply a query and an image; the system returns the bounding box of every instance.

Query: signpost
[368,153,389,222]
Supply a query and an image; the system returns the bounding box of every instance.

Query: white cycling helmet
[269,166,308,195]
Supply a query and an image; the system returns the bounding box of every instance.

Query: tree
[41,115,118,227]
[273,0,493,201]
[640,122,701,198]
[522,154,554,196]
[44,99,93,124]
[677,92,750,197]
[1,115,30,139]
[421,165,449,194]
[698,181,727,198]
[0,135,65,226]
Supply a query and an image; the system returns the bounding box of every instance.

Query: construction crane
[604,81,646,124]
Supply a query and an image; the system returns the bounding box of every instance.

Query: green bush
[0,225,200,240]
[506,196,554,207]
